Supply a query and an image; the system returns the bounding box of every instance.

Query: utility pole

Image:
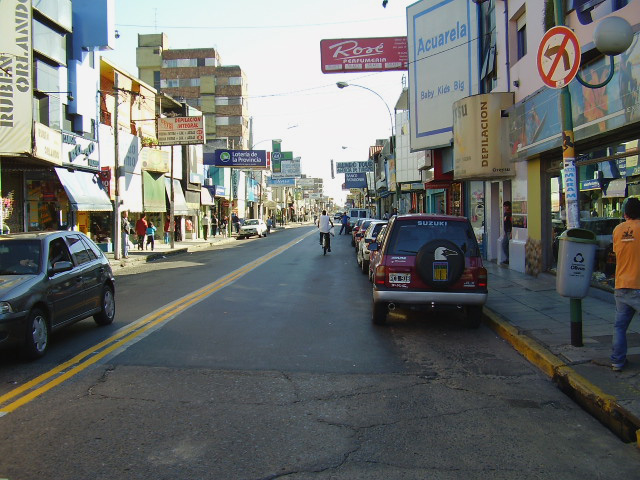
[113,72,121,260]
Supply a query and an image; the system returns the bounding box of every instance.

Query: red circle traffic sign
[537,26,581,89]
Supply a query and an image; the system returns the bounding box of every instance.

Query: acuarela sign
[453,93,514,180]
[407,0,479,150]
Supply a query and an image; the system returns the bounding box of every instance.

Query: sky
[102,0,412,205]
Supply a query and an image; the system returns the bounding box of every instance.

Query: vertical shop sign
[0,0,33,155]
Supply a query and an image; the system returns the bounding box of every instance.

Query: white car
[357,220,387,274]
[238,219,268,239]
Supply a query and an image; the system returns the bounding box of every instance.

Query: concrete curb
[483,306,640,445]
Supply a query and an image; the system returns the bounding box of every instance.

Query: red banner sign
[320,37,408,74]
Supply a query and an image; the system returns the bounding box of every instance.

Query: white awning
[55,168,113,211]
[201,187,215,206]
[165,178,190,215]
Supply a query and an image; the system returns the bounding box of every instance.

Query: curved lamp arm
[336,82,394,135]
[574,55,615,89]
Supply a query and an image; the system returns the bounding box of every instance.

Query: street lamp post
[552,3,633,346]
[337,82,395,218]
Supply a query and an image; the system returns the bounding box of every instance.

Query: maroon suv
[369,214,487,327]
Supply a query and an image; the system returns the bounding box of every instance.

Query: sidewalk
[484,262,640,445]
[105,222,303,270]
[105,225,640,445]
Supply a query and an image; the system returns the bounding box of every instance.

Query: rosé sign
[320,37,408,74]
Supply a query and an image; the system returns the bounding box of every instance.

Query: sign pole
[553,0,582,347]
[170,145,175,249]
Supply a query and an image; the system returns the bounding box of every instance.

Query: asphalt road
[1,226,639,479]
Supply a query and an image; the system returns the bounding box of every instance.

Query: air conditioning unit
[204,178,214,186]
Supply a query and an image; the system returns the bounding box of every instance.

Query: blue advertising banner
[209,149,268,168]
[345,172,368,188]
[267,177,296,186]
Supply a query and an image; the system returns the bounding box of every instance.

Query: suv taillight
[477,268,487,288]
[374,264,386,285]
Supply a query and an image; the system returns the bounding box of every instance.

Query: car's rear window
[385,219,480,257]
[371,223,386,238]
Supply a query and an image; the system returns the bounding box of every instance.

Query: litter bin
[556,228,597,298]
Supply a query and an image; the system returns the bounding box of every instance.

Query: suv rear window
[386,219,480,257]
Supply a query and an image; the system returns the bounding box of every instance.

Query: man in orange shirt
[611,197,640,371]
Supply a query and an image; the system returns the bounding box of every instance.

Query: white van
[348,209,371,231]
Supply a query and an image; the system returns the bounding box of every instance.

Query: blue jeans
[121,232,129,257]
[612,288,640,366]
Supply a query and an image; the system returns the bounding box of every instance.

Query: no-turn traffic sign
[537,26,581,89]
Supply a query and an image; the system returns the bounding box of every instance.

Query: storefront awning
[142,171,167,213]
[55,167,113,211]
[201,187,215,206]
[165,178,190,215]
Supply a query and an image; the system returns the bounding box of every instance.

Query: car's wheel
[24,308,49,359]
[361,259,369,274]
[372,302,387,325]
[463,305,483,329]
[94,285,116,326]
[415,239,465,289]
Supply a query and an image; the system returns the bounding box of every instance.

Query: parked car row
[349,214,488,328]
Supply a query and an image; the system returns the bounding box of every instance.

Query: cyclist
[317,209,334,252]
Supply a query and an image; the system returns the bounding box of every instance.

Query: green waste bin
[556,228,597,299]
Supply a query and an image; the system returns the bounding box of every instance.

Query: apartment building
[136,33,252,220]
[136,33,249,149]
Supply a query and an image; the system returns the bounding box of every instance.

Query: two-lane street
[1,227,639,479]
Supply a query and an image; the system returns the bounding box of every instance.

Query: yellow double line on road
[0,230,313,416]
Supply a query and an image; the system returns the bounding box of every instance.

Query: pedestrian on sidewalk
[211,213,218,237]
[232,213,240,234]
[121,211,131,258]
[220,215,228,237]
[145,222,156,251]
[174,216,182,242]
[266,216,272,234]
[135,214,148,251]
[611,197,640,372]
[164,218,170,244]
[502,201,512,264]
[202,213,210,240]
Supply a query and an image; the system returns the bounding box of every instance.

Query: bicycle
[321,232,329,255]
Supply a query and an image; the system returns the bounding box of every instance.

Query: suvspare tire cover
[415,239,465,288]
